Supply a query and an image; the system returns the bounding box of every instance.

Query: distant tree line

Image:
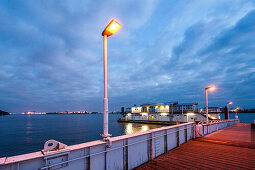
[0,110,10,116]
[230,108,255,113]
[239,109,255,113]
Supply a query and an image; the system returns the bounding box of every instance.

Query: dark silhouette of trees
[0,110,9,116]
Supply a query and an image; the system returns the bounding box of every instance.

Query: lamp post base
[101,134,112,148]
[100,134,112,138]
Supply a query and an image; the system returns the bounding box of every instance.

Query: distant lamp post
[205,86,216,123]
[227,101,233,119]
[235,107,240,119]
[101,19,121,144]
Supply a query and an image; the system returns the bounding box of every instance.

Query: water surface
[219,113,255,123]
[1,113,254,157]
[0,114,165,157]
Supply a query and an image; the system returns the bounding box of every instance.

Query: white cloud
[0,0,255,112]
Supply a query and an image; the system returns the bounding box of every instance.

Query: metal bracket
[101,134,112,148]
[44,151,70,170]
[42,140,67,154]
[42,140,70,169]
[104,137,112,148]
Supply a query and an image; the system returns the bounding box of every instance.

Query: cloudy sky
[0,0,255,113]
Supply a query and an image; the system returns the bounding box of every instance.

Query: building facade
[199,107,221,120]
[129,102,198,114]
[126,102,205,122]
[200,107,222,114]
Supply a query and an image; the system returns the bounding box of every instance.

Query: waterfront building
[200,107,222,114]
[200,107,221,119]
[126,102,206,122]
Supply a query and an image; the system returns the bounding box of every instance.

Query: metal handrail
[39,124,196,170]
[197,119,237,125]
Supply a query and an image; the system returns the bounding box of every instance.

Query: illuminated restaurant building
[126,102,208,122]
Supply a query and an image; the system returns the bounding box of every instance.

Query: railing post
[123,139,128,170]
[193,124,195,139]
[148,133,153,160]
[185,125,188,142]
[202,125,204,137]
[87,147,91,170]
[177,127,180,147]
[207,125,209,135]
[151,133,154,160]
[164,129,168,153]
[104,145,107,170]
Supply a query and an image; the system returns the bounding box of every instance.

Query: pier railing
[0,120,238,170]
[196,119,239,137]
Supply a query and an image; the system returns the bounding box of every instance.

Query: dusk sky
[0,0,255,113]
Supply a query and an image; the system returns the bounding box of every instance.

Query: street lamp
[101,19,121,144]
[227,101,233,119]
[235,107,239,119]
[205,86,216,123]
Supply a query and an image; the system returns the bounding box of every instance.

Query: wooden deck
[135,123,255,170]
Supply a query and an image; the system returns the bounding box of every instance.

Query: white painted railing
[0,120,238,170]
[195,119,239,137]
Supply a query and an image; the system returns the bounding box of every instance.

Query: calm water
[219,113,255,123]
[1,113,254,158]
[0,114,165,157]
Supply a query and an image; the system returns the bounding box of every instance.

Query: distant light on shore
[21,112,46,115]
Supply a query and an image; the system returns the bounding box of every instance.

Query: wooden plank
[135,123,255,170]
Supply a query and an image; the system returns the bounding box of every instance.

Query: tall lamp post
[227,101,233,119]
[235,107,239,119]
[205,86,215,123]
[101,20,121,144]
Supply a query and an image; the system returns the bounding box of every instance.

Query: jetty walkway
[135,123,255,169]
[0,120,241,170]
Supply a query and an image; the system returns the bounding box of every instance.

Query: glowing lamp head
[102,19,121,37]
[227,102,233,105]
[236,107,240,110]
[206,85,216,91]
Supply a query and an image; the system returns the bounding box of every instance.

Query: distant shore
[0,110,10,116]
[230,110,255,113]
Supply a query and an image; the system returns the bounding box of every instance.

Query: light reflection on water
[124,123,157,135]
[25,116,32,135]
